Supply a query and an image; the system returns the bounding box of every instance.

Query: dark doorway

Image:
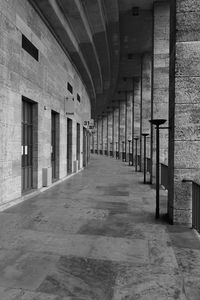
[77,123,80,170]
[51,111,59,181]
[83,127,87,167]
[22,99,33,192]
[67,118,73,174]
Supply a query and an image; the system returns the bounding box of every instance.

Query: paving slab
[0,155,199,299]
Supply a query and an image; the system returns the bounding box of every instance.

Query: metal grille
[147,158,151,173]
[161,163,168,190]
[192,182,200,233]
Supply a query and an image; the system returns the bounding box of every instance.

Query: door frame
[51,110,60,181]
[21,96,38,193]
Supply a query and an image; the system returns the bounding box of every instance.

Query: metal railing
[129,153,133,165]
[192,182,200,233]
[147,158,151,173]
[116,151,119,159]
[182,179,200,233]
[161,163,168,190]
[137,155,141,168]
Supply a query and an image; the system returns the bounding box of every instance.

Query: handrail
[182,179,195,183]
[183,179,200,233]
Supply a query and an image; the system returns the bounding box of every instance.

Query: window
[77,93,81,102]
[22,34,39,61]
[67,82,73,94]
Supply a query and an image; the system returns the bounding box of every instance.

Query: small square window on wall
[67,82,73,94]
[22,34,39,61]
[77,93,81,102]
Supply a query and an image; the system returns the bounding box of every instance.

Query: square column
[141,53,152,169]
[134,77,142,170]
[113,107,119,158]
[151,2,170,181]
[127,93,133,162]
[169,0,200,225]
[102,116,107,155]
[119,100,126,160]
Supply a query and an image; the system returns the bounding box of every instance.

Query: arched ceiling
[28,0,158,118]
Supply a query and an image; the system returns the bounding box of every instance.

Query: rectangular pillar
[134,77,141,170]
[127,92,133,162]
[169,0,200,225]
[151,2,170,182]
[120,100,126,160]
[141,53,152,168]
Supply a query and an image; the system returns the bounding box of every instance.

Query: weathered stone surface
[169,0,200,226]
[175,104,200,140]
[177,12,200,42]
[174,141,200,168]
[177,0,200,12]
[175,76,200,104]
[174,181,192,210]
[176,41,200,76]
[173,207,192,225]
[174,168,200,185]
[152,2,170,171]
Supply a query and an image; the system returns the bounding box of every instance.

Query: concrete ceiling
[28,0,157,118]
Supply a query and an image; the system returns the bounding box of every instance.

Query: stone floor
[0,155,200,300]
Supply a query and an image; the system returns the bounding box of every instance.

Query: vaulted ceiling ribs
[28,0,120,112]
[28,0,154,117]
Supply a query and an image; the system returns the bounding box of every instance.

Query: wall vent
[22,34,39,61]
[77,93,81,102]
[67,82,73,94]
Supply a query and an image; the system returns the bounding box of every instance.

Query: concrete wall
[0,0,91,207]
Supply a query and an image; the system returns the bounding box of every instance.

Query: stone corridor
[0,155,200,299]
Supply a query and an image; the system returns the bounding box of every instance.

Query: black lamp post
[149,119,167,219]
[142,133,149,184]
[134,137,139,172]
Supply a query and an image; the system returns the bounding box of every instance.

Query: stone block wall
[169,0,200,225]
[0,0,91,206]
